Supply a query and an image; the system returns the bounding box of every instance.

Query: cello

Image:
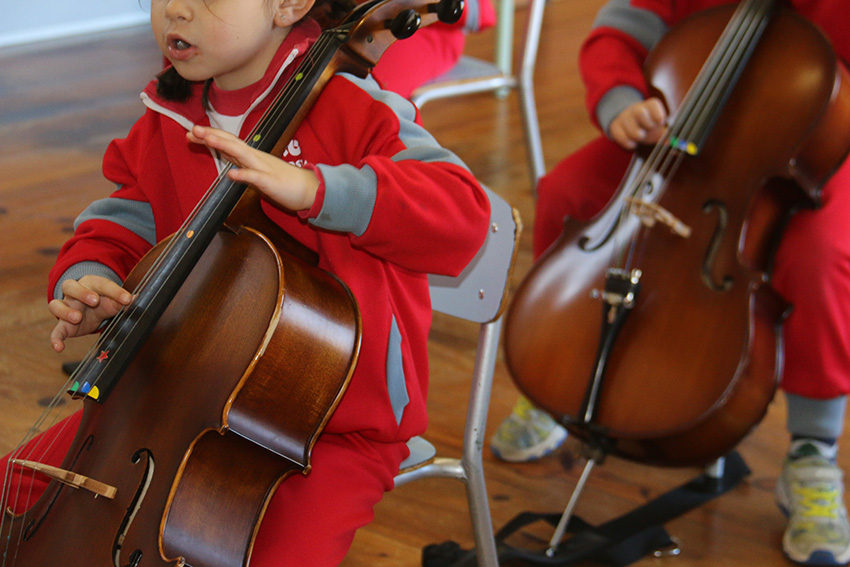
[504,0,850,467]
[0,0,460,566]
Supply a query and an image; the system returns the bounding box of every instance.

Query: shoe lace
[795,484,842,521]
[512,395,535,420]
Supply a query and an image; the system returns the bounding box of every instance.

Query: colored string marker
[670,136,698,156]
[69,381,101,401]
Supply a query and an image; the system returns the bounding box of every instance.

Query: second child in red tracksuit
[525,1,850,565]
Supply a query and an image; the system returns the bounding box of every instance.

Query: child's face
[151,0,289,91]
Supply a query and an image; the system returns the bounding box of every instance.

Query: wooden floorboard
[0,2,838,566]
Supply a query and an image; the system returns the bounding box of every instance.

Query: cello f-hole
[112,449,154,567]
[701,199,733,292]
[117,549,143,567]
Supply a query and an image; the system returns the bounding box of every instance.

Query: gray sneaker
[776,445,850,565]
[490,396,567,462]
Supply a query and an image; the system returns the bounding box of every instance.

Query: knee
[774,211,850,303]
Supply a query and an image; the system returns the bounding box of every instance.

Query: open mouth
[167,36,196,61]
[170,37,192,51]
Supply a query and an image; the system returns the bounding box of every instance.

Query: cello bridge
[627,197,692,238]
[11,459,117,499]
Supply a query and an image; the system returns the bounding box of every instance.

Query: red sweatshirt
[580,0,850,133]
[48,19,490,444]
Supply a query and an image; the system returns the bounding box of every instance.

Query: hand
[48,275,133,352]
[608,97,668,150]
[187,125,319,212]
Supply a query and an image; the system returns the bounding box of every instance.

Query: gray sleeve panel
[311,163,378,237]
[592,0,668,51]
[596,85,646,135]
[309,74,471,236]
[75,196,157,247]
[53,261,123,300]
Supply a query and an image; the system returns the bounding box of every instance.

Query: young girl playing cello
[2,0,490,564]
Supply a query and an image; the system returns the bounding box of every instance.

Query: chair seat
[399,435,437,472]
[411,56,516,106]
[427,56,505,84]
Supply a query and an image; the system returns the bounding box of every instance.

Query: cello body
[2,198,361,567]
[504,3,850,466]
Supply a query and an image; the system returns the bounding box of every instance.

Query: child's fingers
[49,320,76,352]
[59,279,102,308]
[188,125,255,167]
[644,98,667,125]
[49,326,67,352]
[48,298,83,324]
[48,299,83,352]
[76,276,133,306]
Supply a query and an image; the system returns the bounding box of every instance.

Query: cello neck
[68,0,447,403]
[670,0,778,156]
[68,13,373,404]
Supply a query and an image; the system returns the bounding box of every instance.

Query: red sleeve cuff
[298,163,326,219]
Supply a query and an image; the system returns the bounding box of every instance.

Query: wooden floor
[0,1,840,565]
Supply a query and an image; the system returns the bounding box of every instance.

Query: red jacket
[580,0,850,132]
[49,19,490,444]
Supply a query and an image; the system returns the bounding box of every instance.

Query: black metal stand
[422,451,750,567]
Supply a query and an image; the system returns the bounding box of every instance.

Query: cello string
[64,30,339,398]
[663,0,761,154]
[0,360,82,562]
[618,0,771,271]
[1,371,85,561]
[680,0,772,150]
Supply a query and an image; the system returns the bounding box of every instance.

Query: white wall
[1,0,149,48]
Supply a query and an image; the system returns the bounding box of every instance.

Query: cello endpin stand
[546,454,597,556]
[541,451,749,566]
[420,451,750,567]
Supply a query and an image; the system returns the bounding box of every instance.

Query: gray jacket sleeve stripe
[341,73,468,169]
[597,85,646,135]
[313,163,378,237]
[592,0,668,51]
[53,261,123,300]
[75,195,157,247]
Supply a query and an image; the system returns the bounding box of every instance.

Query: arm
[47,114,161,349]
[189,74,490,277]
[301,74,490,276]
[579,0,673,146]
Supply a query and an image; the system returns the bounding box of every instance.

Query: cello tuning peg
[387,9,422,40]
[429,0,464,24]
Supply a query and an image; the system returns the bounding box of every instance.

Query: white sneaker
[776,442,850,565]
[490,396,567,462]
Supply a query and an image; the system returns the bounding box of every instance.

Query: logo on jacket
[283,139,307,168]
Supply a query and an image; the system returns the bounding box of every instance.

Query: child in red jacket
[372,0,496,98]
[494,1,850,564]
[1,0,489,565]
